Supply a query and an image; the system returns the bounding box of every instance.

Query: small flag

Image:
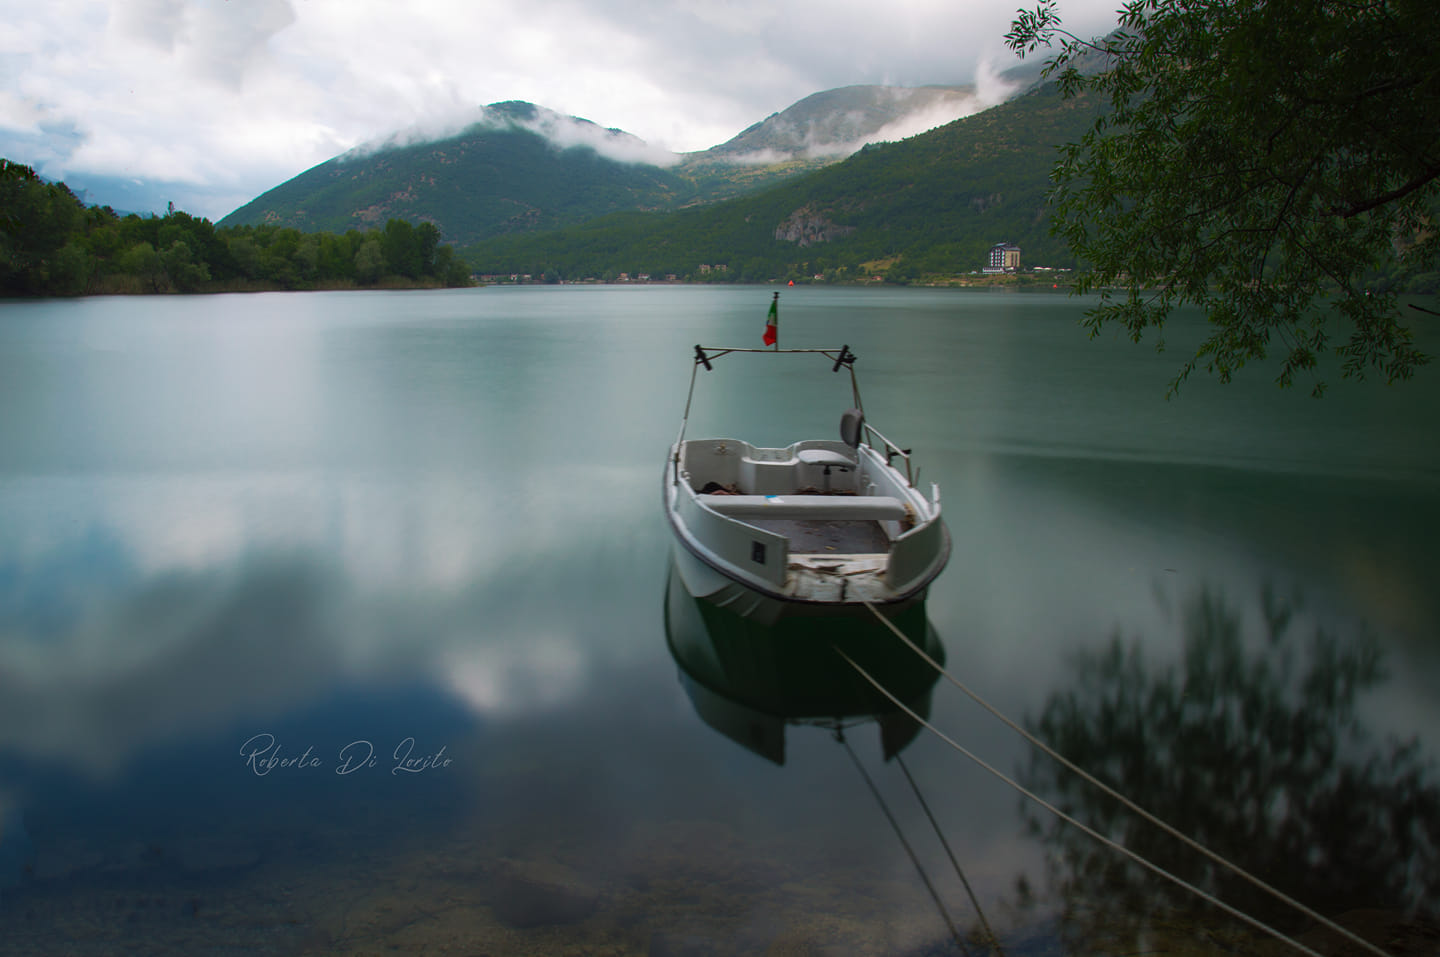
[762,293,779,347]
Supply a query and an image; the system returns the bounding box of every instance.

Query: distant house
[984,243,1021,274]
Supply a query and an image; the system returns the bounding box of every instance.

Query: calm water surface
[0,285,1437,955]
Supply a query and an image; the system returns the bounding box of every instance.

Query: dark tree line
[1,160,473,297]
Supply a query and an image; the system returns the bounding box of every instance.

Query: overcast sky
[0,0,1121,220]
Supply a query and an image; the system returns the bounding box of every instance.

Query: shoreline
[4,272,1099,299]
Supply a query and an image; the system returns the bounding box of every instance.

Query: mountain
[697,84,977,163]
[217,86,1004,243]
[217,101,691,245]
[460,82,1102,282]
[670,84,984,204]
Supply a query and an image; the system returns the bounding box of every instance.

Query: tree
[160,240,211,292]
[414,221,441,277]
[0,160,84,294]
[354,238,385,285]
[119,241,165,293]
[381,219,421,278]
[1006,0,1439,394]
[50,241,93,295]
[434,244,472,286]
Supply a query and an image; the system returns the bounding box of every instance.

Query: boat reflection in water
[664,557,1002,954]
[664,554,944,765]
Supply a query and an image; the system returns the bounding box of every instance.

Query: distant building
[984,243,1021,274]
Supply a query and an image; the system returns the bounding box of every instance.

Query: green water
[0,285,1436,955]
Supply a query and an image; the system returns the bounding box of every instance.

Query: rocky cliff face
[774,206,856,247]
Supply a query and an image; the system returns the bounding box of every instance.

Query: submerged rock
[489,858,600,928]
[174,838,262,874]
[0,805,35,890]
[647,932,725,957]
[1298,909,1440,957]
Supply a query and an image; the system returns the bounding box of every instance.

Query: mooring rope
[895,752,1007,957]
[836,729,972,957]
[856,601,1394,957]
[836,648,1332,957]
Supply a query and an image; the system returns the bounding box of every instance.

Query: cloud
[974,55,1021,108]
[345,101,681,168]
[858,63,1021,148]
[0,0,1124,218]
[0,91,46,136]
[512,106,681,167]
[721,78,1013,165]
[110,0,297,88]
[111,0,188,52]
[867,99,979,146]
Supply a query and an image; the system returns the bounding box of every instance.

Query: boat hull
[665,455,949,624]
[668,530,937,625]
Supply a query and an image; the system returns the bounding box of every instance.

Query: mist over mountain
[460,81,1102,283]
[216,83,1025,244]
[348,100,680,168]
[215,101,691,245]
[695,85,975,163]
[695,72,1028,165]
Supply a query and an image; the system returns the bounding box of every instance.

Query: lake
[1,285,1437,955]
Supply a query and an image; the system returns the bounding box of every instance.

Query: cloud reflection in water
[0,464,652,782]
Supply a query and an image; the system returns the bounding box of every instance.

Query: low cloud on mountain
[341,101,684,168]
[2,0,1124,218]
[716,63,1020,166]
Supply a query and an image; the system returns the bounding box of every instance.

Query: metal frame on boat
[664,343,951,623]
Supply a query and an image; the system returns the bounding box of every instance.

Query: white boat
[664,342,950,623]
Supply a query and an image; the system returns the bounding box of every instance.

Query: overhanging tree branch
[1330,162,1440,219]
[1008,0,1437,392]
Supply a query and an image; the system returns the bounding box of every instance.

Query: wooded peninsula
[1,159,475,297]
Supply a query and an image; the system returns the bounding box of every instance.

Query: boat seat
[701,494,909,522]
[797,449,855,468]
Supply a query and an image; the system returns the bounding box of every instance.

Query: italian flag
[762,294,778,346]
